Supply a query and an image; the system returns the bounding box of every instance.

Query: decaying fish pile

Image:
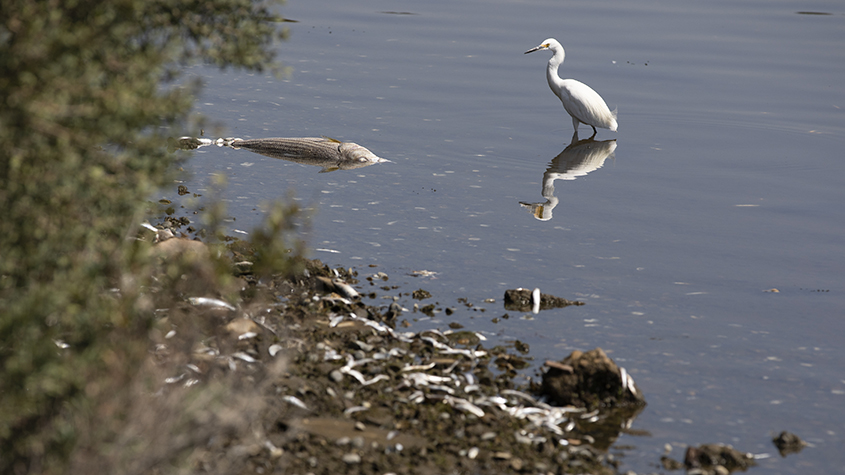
[144,228,646,475]
[146,222,796,475]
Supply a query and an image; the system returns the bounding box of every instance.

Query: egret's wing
[560,80,614,128]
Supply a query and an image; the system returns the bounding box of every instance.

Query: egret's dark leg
[590,125,597,134]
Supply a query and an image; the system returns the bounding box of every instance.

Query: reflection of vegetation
[0,0,288,472]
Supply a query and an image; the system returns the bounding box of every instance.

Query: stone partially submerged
[539,347,645,410]
[772,431,807,456]
[683,443,756,472]
[503,288,583,312]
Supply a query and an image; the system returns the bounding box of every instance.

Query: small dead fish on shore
[229,137,388,172]
[188,297,236,311]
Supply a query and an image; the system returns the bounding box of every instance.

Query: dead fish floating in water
[175,136,388,172]
[230,137,388,172]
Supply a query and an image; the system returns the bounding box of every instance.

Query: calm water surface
[167,1,845,472]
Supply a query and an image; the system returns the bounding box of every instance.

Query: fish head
[338,142,387,165]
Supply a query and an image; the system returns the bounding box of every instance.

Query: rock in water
[772,431,807,456]
[539,347,646,409]
[503,288,583,312]
[684,443,756,472]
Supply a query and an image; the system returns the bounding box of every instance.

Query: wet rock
[494,353,529,372]
[683,443,755,472]
[385,301,403,320]
[329,370,344,383]
[418,303,436,316]
[661,455,685,470]
[539,348,645,409]
[412,289,432,300]
[772,431,806,456]
[445,330,480,347]
[503,288,583,312]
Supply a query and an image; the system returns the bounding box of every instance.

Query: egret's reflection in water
[520,132,617,221]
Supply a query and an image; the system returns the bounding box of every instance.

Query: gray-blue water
[165,1,845,472]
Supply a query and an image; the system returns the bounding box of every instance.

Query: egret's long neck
[545,48,565,92]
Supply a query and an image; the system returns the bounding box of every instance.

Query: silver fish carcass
[230,137,387,172]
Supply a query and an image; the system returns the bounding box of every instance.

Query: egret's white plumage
[525,38,617,134]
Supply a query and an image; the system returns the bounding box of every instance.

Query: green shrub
[0,1,286,472]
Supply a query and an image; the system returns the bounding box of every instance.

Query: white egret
[525,38,617,134]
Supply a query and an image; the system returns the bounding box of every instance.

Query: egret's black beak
[524,44,547,54]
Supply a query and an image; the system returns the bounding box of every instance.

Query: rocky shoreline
[145,222,653,474]
[142,221,804,475]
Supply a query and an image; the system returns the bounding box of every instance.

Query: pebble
[342,452,361,464]
[225,318,258,336]
[329,370,343,382]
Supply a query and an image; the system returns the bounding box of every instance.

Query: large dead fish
[177,136,388,173]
